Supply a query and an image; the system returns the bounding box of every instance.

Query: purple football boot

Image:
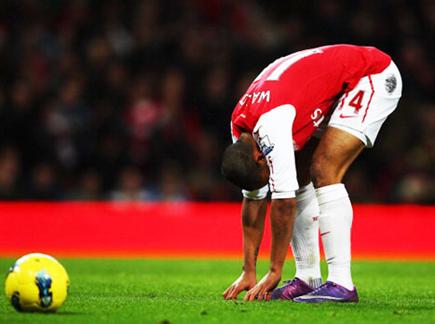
[293,281,359,303]
[271,278,315,300]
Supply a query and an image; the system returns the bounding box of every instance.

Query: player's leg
[313,126,363,287]
[295,61,402,303]
[293,127,363,303]
[292,139,322,287]
[272,139,322,300]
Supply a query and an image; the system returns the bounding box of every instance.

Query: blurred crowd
[0,0,433,203]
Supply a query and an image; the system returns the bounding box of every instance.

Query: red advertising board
[0,203,434,259]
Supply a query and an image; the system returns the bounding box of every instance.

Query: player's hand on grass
[223,271,256,300]
[243,270,281,302]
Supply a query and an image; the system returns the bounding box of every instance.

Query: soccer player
[221,45,402,303]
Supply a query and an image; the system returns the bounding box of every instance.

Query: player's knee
[310,157,338,188]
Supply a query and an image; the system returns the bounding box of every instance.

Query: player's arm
[244,105,299,301]
[223,190,268,300]
[242,196,268,274]
[244,198,296,301]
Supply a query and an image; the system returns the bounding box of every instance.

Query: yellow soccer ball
[4,253,69,312]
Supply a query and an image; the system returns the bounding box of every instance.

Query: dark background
[0,0,433,203]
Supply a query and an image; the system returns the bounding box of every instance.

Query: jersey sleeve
[253,105,299,199]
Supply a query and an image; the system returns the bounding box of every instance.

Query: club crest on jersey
[385,75,397,94]
[258,135,274,156]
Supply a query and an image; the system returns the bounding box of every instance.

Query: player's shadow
[23,311,88,316]
[54,311,88,315]
[366,303,435,312]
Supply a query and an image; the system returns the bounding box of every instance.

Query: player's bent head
[221,135,269,191]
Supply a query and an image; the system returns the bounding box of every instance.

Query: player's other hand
[223,271,256,300]
[244,270,281,302]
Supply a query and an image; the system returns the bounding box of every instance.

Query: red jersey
[231,44,391,150]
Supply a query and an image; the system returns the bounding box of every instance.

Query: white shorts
[328,61,402,147]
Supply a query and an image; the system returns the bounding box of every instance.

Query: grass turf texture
[0,259,434,323]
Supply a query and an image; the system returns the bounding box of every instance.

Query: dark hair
[221,140,267,191]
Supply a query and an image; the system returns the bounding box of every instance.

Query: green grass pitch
[1,258,434,323]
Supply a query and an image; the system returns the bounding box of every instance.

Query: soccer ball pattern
[4,253,69,312]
